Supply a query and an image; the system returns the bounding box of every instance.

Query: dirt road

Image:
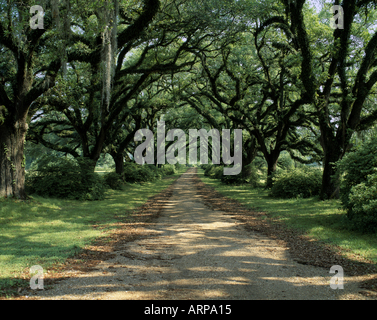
[33,169,372,300]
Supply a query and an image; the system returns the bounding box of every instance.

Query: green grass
[199,169,377,265]
[0,168,186,296]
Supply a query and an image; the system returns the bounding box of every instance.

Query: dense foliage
[203,164,260,186]
[123,163,164,183]
[162,165,177,176]
[26,157,182,198]
[26,156,106,200]
[203,165,224,180]
[103,172,124,190]
[336,137,377,232]
[269,167,322,199]
[1,0,377,234]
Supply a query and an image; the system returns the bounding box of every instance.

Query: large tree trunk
[0,119,28,199]
[82,128,106,173]
[266,153,279,188]
[321,157,339,200]
[318,116,344,200]
[241,138,258,179]
[320,138,342,200]
[112,152,124,177]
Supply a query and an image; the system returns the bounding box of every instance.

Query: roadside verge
[195,171,377,298]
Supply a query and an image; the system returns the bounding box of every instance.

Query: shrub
[174,163,185,172]
[162,164,177,176]
[145,164,163,181]
[123,163,143,183]
[277,152,294,170]
[26,155,106,200]
[123,163,163,183]
[346,172,377,233]
[336,137,377,211]
[203,165,224,179]
[203,163,260,186]
[270,167,322,199]
[221,164,259,186]
[104,172,124,190]
[253,157,267,170]
[82,172,107,201]
[203,164,214,177]
[336,137,377,232]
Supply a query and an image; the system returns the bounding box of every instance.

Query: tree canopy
[1,0,377,200]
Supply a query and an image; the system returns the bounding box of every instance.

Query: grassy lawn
[0,168,186,296]
[198,169,377,265]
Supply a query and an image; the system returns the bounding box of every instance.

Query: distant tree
[183,26,322,186]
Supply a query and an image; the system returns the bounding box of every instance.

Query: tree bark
[0,118,28,199]
[241,137,258,179]
[266,153,279,188]
[321,156,339,200]
[111,152,125,177]
[319,132,342,200]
